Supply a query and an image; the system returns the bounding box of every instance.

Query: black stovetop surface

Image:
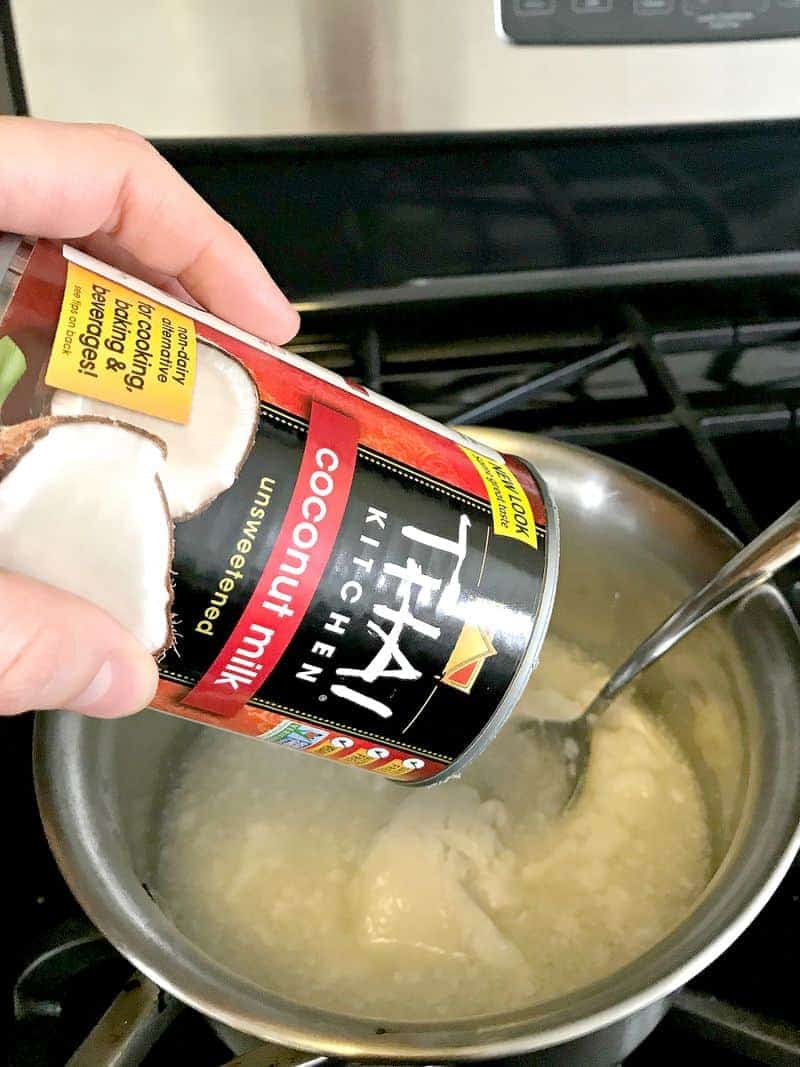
[5,125,800,1064]
[158,121,800,307]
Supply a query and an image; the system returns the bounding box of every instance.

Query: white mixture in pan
[156,639,711,1020]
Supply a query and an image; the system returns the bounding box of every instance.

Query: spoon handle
[590,501,800,714]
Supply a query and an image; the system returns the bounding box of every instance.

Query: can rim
[409,452,560,786]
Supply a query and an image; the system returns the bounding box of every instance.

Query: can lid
[0,233,28,322]
[0,233,22,278]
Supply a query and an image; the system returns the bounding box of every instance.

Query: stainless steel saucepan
[34,430,800,1065]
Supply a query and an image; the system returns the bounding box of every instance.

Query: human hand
[0,117,299,719]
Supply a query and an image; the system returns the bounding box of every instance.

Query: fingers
[0,572,157,718]
[0,117,299,344]
[74,232,205,308]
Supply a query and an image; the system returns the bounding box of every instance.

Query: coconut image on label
[0,415,174,653]
[47,340,259,521]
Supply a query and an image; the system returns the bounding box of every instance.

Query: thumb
[0,571,158,718]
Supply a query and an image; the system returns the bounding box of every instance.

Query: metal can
[0,235,558,783]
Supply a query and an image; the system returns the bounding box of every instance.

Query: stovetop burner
[5,279,800,1065]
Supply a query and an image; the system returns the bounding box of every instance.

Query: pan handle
[66,970,182,1067]
[221,1043,329,1067]
[65,966,329,1067]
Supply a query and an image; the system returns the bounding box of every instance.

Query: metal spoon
[538,500,800,808]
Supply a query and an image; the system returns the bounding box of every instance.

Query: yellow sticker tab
[463,447,538,549]
[46,260,196,424]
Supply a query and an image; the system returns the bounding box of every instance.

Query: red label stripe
[183,402,359,717]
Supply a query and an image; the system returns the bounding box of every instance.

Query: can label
[0,239,557,783]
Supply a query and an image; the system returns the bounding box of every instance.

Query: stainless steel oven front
[5,0,800,137]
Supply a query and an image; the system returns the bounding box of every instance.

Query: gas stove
[5,124,800,1064]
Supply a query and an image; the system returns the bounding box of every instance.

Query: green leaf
[0,335,27,413]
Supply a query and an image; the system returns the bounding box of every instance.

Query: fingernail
[70,654,157,718]
[272,305,301,345]
[71,661,114,709]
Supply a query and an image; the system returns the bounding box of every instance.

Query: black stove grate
[292,278,800,543]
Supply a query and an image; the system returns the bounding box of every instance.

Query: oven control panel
[497,0,800,42]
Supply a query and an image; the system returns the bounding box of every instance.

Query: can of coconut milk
[0,236,558,783]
